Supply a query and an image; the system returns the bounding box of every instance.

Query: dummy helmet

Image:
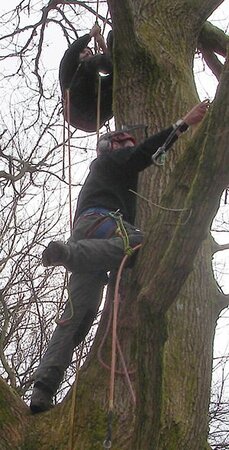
[96,130,136,155]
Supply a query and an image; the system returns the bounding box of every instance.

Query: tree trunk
[1,1,229,449]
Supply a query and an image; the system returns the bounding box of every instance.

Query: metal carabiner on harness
[108,209,122,220]
[103,410,113,448]
[151,119,189,166]
[103,439,112,449]
[151,145,166,166]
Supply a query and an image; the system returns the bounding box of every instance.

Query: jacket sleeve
[59,34,92,90]
[110,126,178,173]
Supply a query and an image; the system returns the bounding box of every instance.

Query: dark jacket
[59,34,113,132]
[74,126,177,225]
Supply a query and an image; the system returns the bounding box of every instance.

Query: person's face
[79,47,93,61]
[111,138,135,150]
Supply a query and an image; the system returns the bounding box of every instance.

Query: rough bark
[1,1,229,449]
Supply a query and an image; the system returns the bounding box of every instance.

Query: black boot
[42,241,70,268]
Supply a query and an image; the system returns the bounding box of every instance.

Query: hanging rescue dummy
[59,24,113,132]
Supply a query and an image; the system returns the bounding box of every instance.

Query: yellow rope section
[69,342,85,450]
[61,4,103,444]
[68,1,102,445]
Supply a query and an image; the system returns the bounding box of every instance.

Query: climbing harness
[151,120,189,166]
[77,208,137,255]
[85,214,117,239]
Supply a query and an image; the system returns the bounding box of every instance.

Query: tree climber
[59,23,113,132]
[30,100,209,413]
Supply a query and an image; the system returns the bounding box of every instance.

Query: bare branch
[197,21,228,81]
[215,243,229,252]
[200,48,223,80]
[198,21,229,58]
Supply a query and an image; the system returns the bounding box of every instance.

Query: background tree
[209,209,229,449]
[0,0,229,449]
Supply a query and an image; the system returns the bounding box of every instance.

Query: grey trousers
[34,212,143,395]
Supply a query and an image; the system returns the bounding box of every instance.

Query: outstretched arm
[113,100,210,172]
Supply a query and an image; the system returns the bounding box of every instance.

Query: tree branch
[200,48,223,80]
[214,242,229,253]
[210,232,229,254]
[197,21,229,80]
[198,21,229,57]
[0,164,35,182]
[0,293,17,388]
[137,52,229,314]
[46,0,111,25]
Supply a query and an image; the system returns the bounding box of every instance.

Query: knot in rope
[109,210,134,256]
